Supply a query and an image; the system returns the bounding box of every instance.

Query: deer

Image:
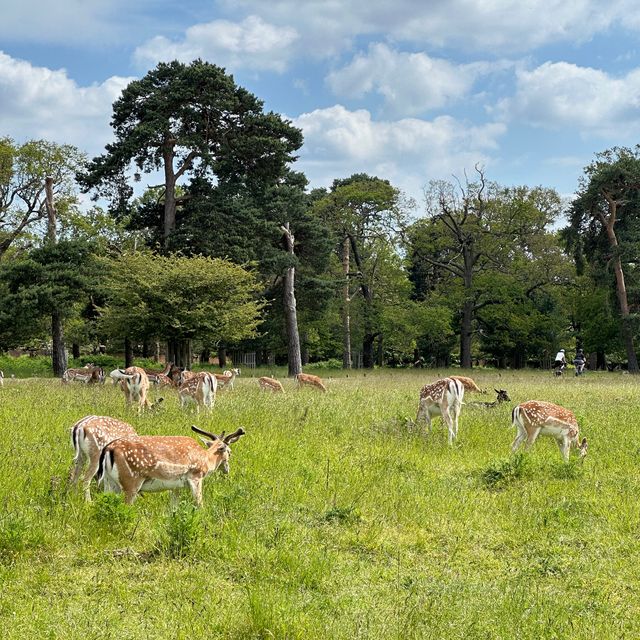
[215,367,241,390]
[449,375,483,393]
[0,370,4,387]
[258,376,285,393]
[178,372,217,413]
[62,364,105,384]
[466,389,510,408]
[511,400,588,462]
[415,377,465,444]
[98,426,246,506]
[109,366,152,413]
[69,415,138,501]
[144,362,174,385]
[296,372,327,392]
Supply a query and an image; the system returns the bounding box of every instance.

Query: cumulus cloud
[221,0,631,55]
[327,43,501,116]
[293,104,506,202]
[134,15,299,72]
[0,52,131,154]
[499,61,640,134]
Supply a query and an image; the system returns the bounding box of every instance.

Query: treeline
[0,60,639,373]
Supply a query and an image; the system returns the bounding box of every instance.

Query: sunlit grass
[0,369,639,638]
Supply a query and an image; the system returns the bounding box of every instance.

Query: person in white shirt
[553,349,567,372]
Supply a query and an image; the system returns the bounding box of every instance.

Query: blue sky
[2,0,640,210]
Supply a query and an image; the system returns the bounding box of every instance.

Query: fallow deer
[109,366,151,413]
[296,372,327,392]
[449,375,483,393]
[62,364,105,384]
[0,370,4,387]
[215,368,240,390]
[69,415,138,501]
[144,362,174,385]
[466,389,510,408]
[178,372,217,413]
[511,400,588,462]
[258,376,285,393]
[98,426,246,506]
[415,377,465,444]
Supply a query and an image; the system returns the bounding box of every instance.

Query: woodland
[1,59,639,374]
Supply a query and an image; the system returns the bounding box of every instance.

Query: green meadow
[1,369,639,639]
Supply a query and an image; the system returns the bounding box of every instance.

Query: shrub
[161,501,202,558]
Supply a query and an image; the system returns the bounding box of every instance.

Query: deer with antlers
[258,376,285,393]
[415,377,465,444]
[511,400,588,462]
[109,366,152,413]
[70,415,138,501]
[98,426,246,505]
[296,372,327,392]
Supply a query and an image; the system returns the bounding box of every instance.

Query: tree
[280,223,302,376]
[78,59,303,245]
[0,138,84,259]
[98,252,263,367]
[565,147,640,372]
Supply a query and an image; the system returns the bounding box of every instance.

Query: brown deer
[69,415,138,501]
[296,372,327,392]
[109,366,151,413]
[511,400,588,462]
[215,368,241,390]
[144,362,174,385]
[449,375,483,393]
[62,364,105,384]
[98,426,246,505]
[415,377,465,444]
[178,372,217,413]
[0,370,4,386]
[258,376,285,393]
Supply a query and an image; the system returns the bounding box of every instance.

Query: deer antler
[191,425,220,441]
[224,428,246,444]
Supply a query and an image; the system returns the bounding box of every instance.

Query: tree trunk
[376,335,384,367]
[72,343,80,360]
[162,135,177,243]
[362,333,379,368]
[200,348,210,364]
[142,341,150,358]
[281,223,302,377]
[459,246,474,369]
[51,311,67,377]
[218,346,227,368]
[124,337,133,368]
[341,236,352,369]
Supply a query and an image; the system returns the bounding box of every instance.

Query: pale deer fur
[109,366,151,413]
[178,372,217,413]
[416,377,465,444]
[216,368,240,390]
[449,375,482,393]
[258,376,285,393]
[296,372,327,392]
[511,400,588,462]
[70,415,137,501]
[152,373,175,388]
[0,370,3,386]
[466,388,510,408]
[144,362,173,385]
[63,365,105,384]
[98,426,246,505]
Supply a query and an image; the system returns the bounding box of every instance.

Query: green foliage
[161,501,202,558]
[480,453,530,490]
[0,513,44,561]
[90,494,136,531]
[0,355,53,377]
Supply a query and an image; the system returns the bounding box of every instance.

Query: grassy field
[0,368,639,639]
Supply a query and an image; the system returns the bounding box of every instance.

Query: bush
[305,359,343,371]
[0,355,53,378]
[481,453,529,491]
[90,494,136,531]
[161,501,202,558]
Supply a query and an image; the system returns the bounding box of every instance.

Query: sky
[2,0,640,211]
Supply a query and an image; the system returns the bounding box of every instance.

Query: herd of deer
[0,362,585,507]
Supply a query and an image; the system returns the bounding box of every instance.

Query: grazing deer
[109,367,151,413]
[178,372,217,413]
[151,373,175,388]
[98,426,246,505]
[258,376,285,393]
[0,370,4,387]
[69,415,138,501]
[449,375,483,393]
[296,372,327,392]
[62,365,105,384]
[415,377,465,444]
[467,389,510,408]
[144,362,174,385]
[511,400,588,462]
[215,368,240,390]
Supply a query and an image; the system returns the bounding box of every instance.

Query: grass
[0,368,639,638]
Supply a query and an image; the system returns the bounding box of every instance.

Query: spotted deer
[178,372,217,413]
[296,372,327,392]
[215,368,240,390]
[62,364,105,384]
[109,367,151,413]
[144,362,174,385]
[466,389,510,408]
[449,375,483,393]
[98,426,246,505]
[0,370,3,387]
[511,400,588,462]
[415,377,465,444]
[258,376,285,393]
[69,415,138,501]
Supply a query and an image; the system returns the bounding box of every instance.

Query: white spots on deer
[258,376,285,393]
[109,366,151,413]
[416,377,465,444]
[296,373,327,392]
[178,372,217,413]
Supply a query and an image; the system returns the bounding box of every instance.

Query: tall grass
[0,370,639,638]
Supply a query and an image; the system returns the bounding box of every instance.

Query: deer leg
[188,477,203,507]
[511,428,527,453]
[558,437,571,462]
[524,428,541,450]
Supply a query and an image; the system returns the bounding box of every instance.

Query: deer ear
[197,435,215,448]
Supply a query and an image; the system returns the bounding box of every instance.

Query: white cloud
[221,0,633,55]
[134,16,299,72]
[499,61,640,134]
[293,104,506,202]
[327,43,501,116]
[0,52,131,154]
